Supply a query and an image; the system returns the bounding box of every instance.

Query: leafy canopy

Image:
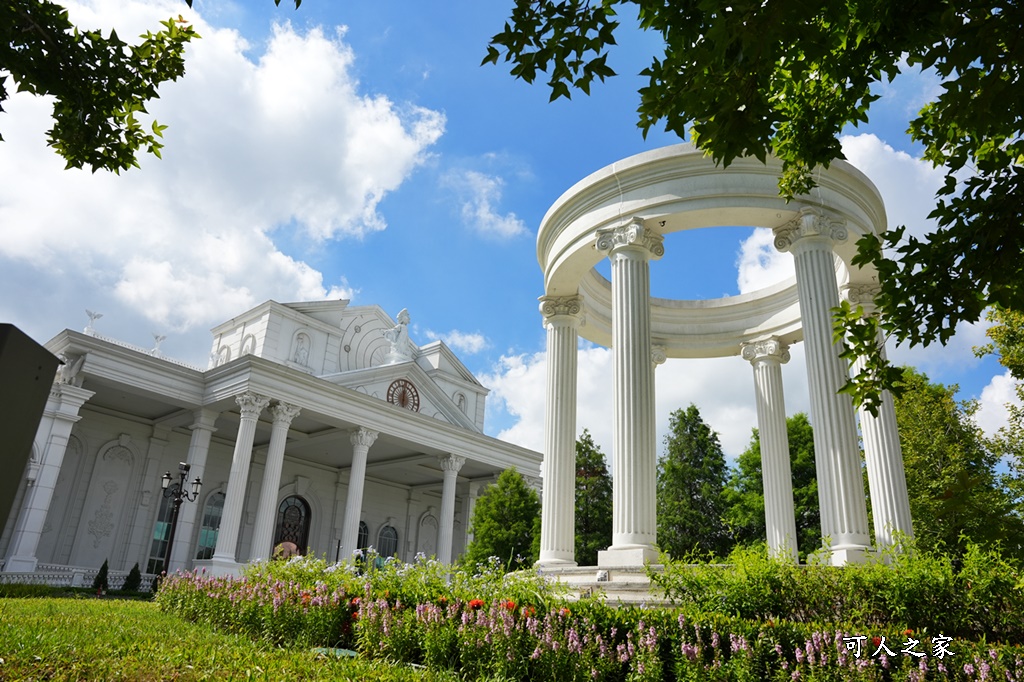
[1,0,299,173]
[463,467,541,572]
[486,1,1024,409]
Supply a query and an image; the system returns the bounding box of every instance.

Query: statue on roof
[382,308,413,364]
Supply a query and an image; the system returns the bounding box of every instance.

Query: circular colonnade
[536,143,913,567]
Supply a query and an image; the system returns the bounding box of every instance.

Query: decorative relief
[772,207,848,252]
[387,378,420,412]
[740,338,791,364]
[269,401,302,426]
[292,332,311,366]
[236,392,271,418]
[651,345,667,366]
[103,445,132,464]
[240,334,257,356]
[438,454,466,473]
[349,427,379,450]
[57,353,86,386]
[538,295,583,319]
[87,480,119,548]
[842,284,882,313]
[595,218,665,259]
[382,309,414,364]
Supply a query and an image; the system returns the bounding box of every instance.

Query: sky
[1,0,1019,463]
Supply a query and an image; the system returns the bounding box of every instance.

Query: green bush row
[652,542,1024,643]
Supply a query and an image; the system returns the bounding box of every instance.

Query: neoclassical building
[1,300,541,585]
[535,144,913,569]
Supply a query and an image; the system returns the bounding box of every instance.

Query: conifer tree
[575,429,613,566]
[657,405,730,559]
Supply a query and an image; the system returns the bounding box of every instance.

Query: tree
[122,562,142,593]
[1,0,298,173]
[574,429,612,566]
[486,1,1024,410]
[463,467,541,572]
[894,367,1023,558]
[656,404,730,559]
[724,413,821,561]
[92,558,109,592]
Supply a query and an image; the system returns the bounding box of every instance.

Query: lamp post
[160,462,202,576]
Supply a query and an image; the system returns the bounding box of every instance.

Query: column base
[2,555,38,573]
[829,545,871,566]
[206,556,244,578]
[598,546,660,567]
[535,556,578,569]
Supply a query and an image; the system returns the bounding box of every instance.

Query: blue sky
[1,0,1017,460]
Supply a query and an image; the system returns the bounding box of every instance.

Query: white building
[1,300,541,587]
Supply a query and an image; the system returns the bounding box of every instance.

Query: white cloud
[736,228,795,294]
[481,342,812,464]
[445,170,527,238]
[0,1,442,356]
[424,329,490,355]
[976,370,1022,439]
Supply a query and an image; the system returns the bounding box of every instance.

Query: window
[146,485,176,574]
[194,492,225,560]
[377,525,399,557]
[357,521,369,550]
[273,495,310,553]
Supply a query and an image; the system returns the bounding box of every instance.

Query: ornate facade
[1,300,541,586]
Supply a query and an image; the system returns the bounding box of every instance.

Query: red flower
[904,629,913,636]
[524,606,536,618]
[438,596,448,604]
[469,599,485,610]
[503,600,516,611]
[559,607,571,617]
[872,636,881,648]
[351,597,360,606]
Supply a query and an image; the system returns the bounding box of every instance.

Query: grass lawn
[0,597,457,681]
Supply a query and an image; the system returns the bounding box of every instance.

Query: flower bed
[156,549,1024,680]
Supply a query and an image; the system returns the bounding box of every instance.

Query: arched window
[357,521,369,550]
[377,525,399,557]
[146,484,177,574]
[273,496,311,554]
[195,492,225,560]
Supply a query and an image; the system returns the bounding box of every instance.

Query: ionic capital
[236,392,271,419]
[595,218,665,260]
[269,401,302,427]
[841,284,882,315]
[438,454,466,473]
[651,345,667,366]
[741,338,791,365]
[773,207,847,253]
[539,295,585,327]
[349,427,379,450]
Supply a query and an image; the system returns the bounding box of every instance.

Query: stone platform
[536,564,672,607]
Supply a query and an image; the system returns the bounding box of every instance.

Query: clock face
[386,379,420,412]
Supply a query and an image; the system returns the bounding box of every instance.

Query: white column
[537,294,584,566]
[5,383,94,573]
[249,402,301,562]
[843,284,914,553]
[596,218,664,567]
[436,454,465,564]
[340,427,378,558]
[168,409,218,570]
[210,392,269,574]
[741,338,799,562]
[774,207,871,565]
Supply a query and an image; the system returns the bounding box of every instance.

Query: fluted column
[4,383,94,573]
[596,218,664,566]
[741,339,799,562]
[774,208,870,565]
[168,409,219,570]
[537,295,584,566]
[210,392,269,574]
[843,284,914,553]
[249,402,301,562]
[436,454,465,564]
[340,427,378,558]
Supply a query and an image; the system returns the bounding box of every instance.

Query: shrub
[92,559,109,592]
[122,562,143,593]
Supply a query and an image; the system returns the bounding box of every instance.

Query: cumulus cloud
[0,0,442,355]
[976,370,1023,439]
[481,343,811,464]
[445,170,527,238]
[736,228,795,294]
[424,329,490,355]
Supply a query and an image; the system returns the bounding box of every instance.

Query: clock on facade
[386,378,420,412]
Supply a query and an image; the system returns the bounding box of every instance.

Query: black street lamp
[160,462,202,576]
